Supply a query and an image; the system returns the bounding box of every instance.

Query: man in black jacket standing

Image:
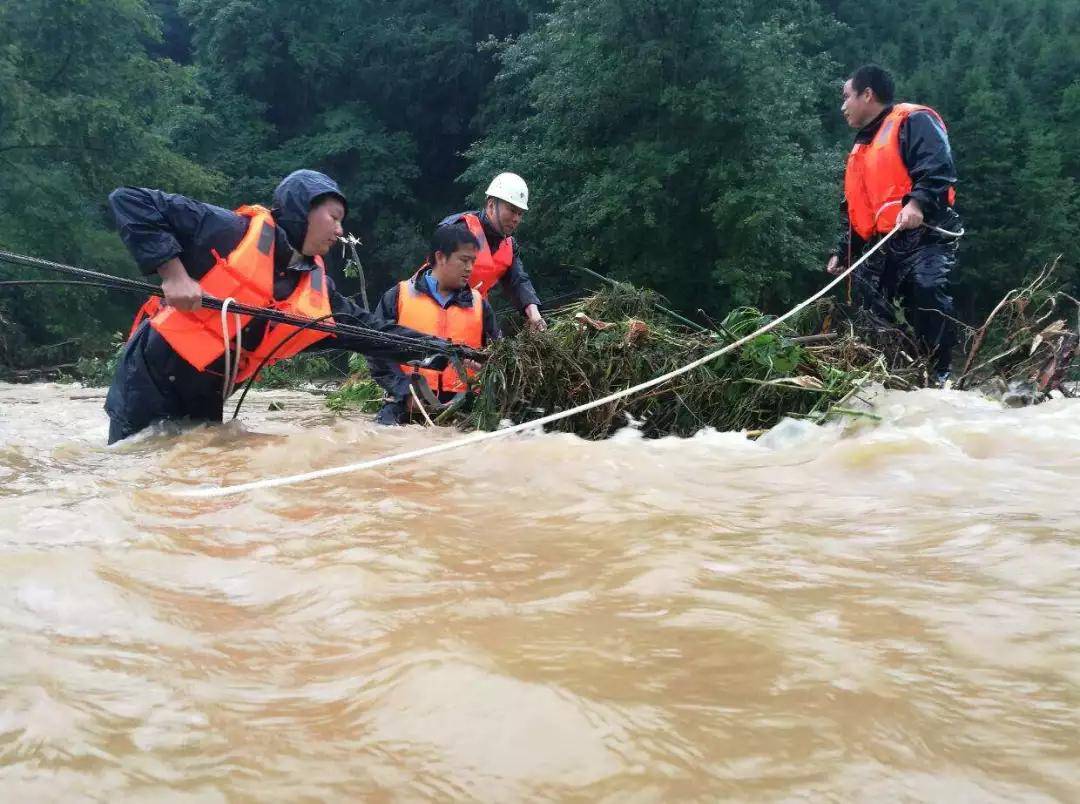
[827,65,963,384]
[438,172,546,332]
[105,170,459,443]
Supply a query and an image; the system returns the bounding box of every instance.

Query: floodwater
[0,381,1077,801]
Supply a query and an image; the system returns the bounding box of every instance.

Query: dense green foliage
[464,0,844,314]
[0,0,220,368]
[1,0,1076,370]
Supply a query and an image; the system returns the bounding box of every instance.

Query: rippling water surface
[1,381,1077,801]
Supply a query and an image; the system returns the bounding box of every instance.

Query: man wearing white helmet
[437,172,546,331]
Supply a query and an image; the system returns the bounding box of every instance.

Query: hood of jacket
[271,169,348,251]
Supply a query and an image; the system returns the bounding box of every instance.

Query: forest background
[1,0,1077,370]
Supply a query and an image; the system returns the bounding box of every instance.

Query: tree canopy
[1,0,1076,368]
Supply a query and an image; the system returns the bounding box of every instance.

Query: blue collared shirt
[424,273,454,306]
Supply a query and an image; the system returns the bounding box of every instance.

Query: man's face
[486,198,525,236]
[301,197,345,256]
[841,79,875,130]
[433,243,478,289]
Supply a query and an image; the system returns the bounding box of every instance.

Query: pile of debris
[955,260,1078,405]
[328,265,1078,438]
[462,284,920,438]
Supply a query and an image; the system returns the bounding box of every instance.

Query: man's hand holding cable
[157,258,203,312]
[415,345,484,374]
[459,345,486,368]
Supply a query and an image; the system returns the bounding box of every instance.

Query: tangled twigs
[460,286,919,439]
[328,266,1077,434]
[955,258,1078,394]
[338,234,369,312]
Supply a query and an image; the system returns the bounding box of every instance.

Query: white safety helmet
[485,172,529,211]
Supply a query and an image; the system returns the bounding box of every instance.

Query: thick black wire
[0,280,116,289]
[0,273,458,420]
[230,312,337,419]
[0,249,454,355]
[230,307,423,419]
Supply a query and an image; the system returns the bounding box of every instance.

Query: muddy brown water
[0,382,1077,801]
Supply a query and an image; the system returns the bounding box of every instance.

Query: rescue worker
[438,172,547,332]
[105,169,466,444]
[827,64,962,385]
[368,224,500,426]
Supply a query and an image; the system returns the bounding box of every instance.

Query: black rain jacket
[105,170,449,439]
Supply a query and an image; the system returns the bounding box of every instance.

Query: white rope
[875,200,903,222]
[176,225,902,499]
[220,299,232,400]
[875,199,964,238]
[924,224,964,238]
[220,297,242,401]
[409,383,436,427]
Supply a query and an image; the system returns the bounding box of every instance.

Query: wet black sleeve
[107,187,245,278]
[357,284,411,401]
[899,112,958,216]
[481,299,501,345]
[323,278,448,374]
[496,243,542,311]
[832,198,867,265]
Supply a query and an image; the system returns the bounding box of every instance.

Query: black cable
[1,251,481,419]
[0,265,411,353]
[230,313,337,419]
[0,280,116,289]
[231,308,422,419]
[0,250,417,349]
[0,249,454,355]
[0,274,339,413]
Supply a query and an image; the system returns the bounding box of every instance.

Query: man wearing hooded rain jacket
[105,169,459,444]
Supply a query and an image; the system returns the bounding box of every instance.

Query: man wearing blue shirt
[367,225,500,425]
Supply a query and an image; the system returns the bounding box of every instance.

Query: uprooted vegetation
[954,260,1079,401]
[463,286,921,438]
[328,283,928,438]
[327,263,1078,439]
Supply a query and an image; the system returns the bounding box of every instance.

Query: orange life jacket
[231,264,333,385]
[396,275,483,394]
[461,213,513,299]
[844,103,957,240]
[127,205,333,383]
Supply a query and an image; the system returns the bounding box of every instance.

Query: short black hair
[429,224,480,264]
[851,64,895,104]
[311,191,348,215]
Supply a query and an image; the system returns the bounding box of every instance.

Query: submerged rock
[1001,380,1040,408]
